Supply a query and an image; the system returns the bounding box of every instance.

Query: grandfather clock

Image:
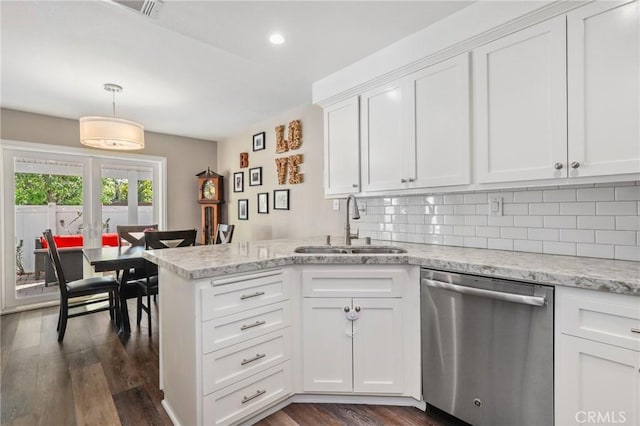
[197,168,224,245]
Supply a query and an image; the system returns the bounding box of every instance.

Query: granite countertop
[143,237,640,296]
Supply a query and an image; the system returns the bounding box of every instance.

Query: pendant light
[80,83,145,150]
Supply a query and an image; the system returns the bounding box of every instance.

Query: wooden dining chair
[137,229,197,335]
[215,224,235,244]
[43,229,120,342]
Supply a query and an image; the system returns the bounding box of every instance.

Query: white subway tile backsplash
[543,189,576,202]
[488,238,514,251]
[465,215,488,226]
[559,229,595,243]
[513,190,543,203]
[464,236,487,248]
[529,203,560,215]
[528,228,559,241]
[596,230,636,246]
[487,216,514,227]
[443,194,464,204]
[500,227,528,239]
[503,204,529,215]
[615,246,640,261]
[454,204,476,215]
[577,244,615,259]
[577,187,614,201]
[577,216,615,230]
[615,186,640,200]
[514,239,542,253]
[543,241,576,256]
[514,216,544,228]
[560,202,595,216]
[596,201,637,215]
[364,182,639,260]
[454,225,476,236]
[464,193,487,204]
[543,216,577,229]
[616,216,640,231]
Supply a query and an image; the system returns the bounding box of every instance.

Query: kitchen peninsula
[144,238,640,426]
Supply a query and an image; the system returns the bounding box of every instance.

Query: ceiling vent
[111,0,163,18]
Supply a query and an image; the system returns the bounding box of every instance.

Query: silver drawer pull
[632,328,640,334]
[241,353,266,366]
[241,389,266,404]
[240,291,265,300]
[241,320,266,331]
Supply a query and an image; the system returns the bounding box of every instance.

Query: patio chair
[43,229,120,342]
[136,229,197,336]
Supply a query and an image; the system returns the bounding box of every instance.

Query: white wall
[217,104,343,242]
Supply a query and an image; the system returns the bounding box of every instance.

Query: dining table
[83,245,147,334]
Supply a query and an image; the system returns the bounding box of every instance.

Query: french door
[0,140,166,311]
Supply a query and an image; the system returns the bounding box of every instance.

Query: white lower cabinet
[556,287,640,426]
[301,267,411,395]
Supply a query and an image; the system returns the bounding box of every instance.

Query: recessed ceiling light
[269,33,285,45]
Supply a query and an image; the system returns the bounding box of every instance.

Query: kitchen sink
[294,246,407,254]
[294,246,350,254]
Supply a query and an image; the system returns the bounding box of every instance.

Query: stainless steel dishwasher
[420,268,554,426]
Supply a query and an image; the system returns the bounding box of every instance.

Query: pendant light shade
[80,116,145,150]
[80,83,145,150]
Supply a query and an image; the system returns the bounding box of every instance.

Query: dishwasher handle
[422,278,546,307]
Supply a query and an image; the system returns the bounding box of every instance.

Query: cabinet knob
[400,178,407,183]
[554,162,563,170]
[408,178,415,183]
[352,184,358,188]
[344,306,350,312]
[354,306,361,312]
[570,161,581,169]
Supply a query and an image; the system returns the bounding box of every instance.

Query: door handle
[421,279,546,307]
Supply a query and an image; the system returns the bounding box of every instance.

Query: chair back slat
[144,229,197,276]
[216,224,235,244]
[117,224,158,247]
[43,229,68,298]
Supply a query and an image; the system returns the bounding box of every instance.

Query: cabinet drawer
[203,329,291,395]
[203,362,292,426]
[202,301,290,354]
[302,267,404,298]
[202,270,287,321]
[558,287,640,351]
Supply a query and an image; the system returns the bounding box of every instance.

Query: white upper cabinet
[324,96,361,196]
[407,53,471,188]
[474,16,568,183]
[360,82,407,192]
[567,0,640,177]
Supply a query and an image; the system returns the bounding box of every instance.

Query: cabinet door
[352,298,403,394]
[567,0,640,177]
[474,16,567,183]
[556,334,640,426]
[360,81,408,192]
[324,97,361,195]
[407,53,471,188]
[302,298,353,392]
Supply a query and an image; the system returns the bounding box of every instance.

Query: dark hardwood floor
[1,302,461,426]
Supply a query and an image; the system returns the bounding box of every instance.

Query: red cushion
[41,233,121,248]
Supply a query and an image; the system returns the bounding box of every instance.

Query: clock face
[203,180,216,199]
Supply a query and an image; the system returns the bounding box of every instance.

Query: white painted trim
[313,1,586,105]
[161,400,184,426]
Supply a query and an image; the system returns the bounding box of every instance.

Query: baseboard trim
[161,399,183,426]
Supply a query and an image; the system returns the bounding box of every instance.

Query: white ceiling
[1,1,473,141]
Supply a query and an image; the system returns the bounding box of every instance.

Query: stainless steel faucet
[345,195,360,245]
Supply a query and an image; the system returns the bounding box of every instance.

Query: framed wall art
[249,166,262,186]
[238,199,248,220]
[233,171,244,192]
[273,189,290,210]
[257,192,269,214]
[253,132,265,151]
